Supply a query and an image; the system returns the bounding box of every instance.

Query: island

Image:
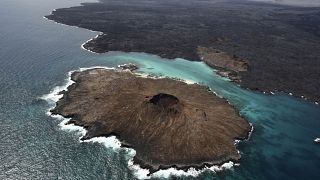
[51,68,251,172]
[45,0,320,102]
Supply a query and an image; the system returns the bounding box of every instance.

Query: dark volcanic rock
[46,0,320,102]
[52,68,251,172]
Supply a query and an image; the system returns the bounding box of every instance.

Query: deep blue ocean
[0,0,319,179]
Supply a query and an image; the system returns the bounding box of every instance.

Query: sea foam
[134,72,196,85]
[41,66,242,179]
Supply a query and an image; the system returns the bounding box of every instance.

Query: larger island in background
[51,68,251,172]
[46,0,320,102]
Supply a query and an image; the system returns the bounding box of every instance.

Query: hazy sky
[250,0,320,7]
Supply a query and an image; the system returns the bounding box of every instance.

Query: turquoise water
[0,0,319,179]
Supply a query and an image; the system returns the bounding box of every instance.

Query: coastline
[41,66,252,179]
[42,15,103,55]
[43,14,319,106]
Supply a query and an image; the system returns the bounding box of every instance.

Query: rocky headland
[51,68,251,172]
[198,46,249,82]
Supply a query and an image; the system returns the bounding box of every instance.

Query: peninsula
[51,68,251,172]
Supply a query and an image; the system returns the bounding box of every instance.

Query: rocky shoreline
[51,68,251,173]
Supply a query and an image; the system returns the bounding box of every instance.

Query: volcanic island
[51,67,251,172]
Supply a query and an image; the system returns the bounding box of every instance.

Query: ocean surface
[0,0,319,179]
